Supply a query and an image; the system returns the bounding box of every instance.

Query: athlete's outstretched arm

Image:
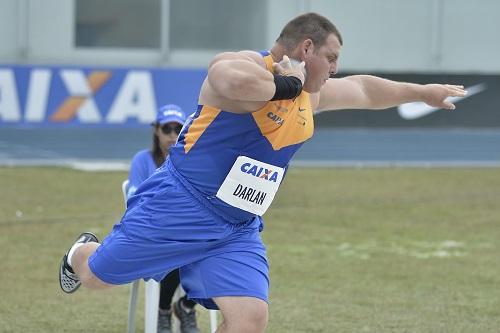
[207,51,276,102]
[315,75,467,113]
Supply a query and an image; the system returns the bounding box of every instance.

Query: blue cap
[155,104,186,125]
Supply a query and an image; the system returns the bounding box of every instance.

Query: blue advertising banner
[2,66,498,128]
[0,65,206,127]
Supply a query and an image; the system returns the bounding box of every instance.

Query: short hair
[276,13,343,52]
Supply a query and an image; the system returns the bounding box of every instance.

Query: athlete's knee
[216,297,268,333]
[231,305,267,333]
[71,243,97,273]
[80,270,113,289]
[72,243,113,290]
[239,303,268,333]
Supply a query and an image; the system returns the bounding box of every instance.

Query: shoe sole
[59,254,81,293]
[59,232,99,294]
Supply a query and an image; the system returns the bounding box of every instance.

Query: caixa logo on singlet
[240,162,279,182]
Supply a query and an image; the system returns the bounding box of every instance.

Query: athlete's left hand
[422,84,467,109]
[273,55,307,84]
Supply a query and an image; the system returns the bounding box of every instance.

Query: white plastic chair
[123,180,160,333]
[122,180,218,333]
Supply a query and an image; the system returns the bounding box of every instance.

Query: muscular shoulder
[209,50,266,69]
[239,50,267,67]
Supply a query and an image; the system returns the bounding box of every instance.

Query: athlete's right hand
[273,55,307,85]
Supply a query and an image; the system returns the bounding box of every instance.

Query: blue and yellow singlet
[169,51,314,222]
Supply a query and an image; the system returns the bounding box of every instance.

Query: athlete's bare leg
[71,242,114,290]
[214,296,268,333]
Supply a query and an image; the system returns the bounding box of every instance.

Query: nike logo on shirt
[397,83,487,120]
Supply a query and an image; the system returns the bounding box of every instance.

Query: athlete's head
[276,13,343,93]
[151,104,186,166]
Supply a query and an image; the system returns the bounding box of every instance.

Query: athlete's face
[302,34,341,93]
[155,121,183,155]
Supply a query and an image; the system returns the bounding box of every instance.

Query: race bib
[216,156,285,216]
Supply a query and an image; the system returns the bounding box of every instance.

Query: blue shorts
[88,162,269,309]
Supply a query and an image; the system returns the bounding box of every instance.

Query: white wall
[1,0,500,73]
[311,0,438,72]
[310,0,500,73]
[27,0,73,60]
[0,0,20,60]
[441,0,500,73]
[25,0,162,66]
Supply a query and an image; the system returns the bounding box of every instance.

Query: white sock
[67,243,84,267]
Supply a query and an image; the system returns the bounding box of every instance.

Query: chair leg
[145,280,160,333]
[127,280,140,333]
[209,310,218,333]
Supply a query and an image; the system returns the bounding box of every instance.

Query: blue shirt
[127,149,159,198]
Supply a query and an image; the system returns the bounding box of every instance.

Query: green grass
[1,166,499,332]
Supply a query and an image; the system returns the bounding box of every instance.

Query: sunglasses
[160,124,183,135]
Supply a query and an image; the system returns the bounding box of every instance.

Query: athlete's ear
[303,39,314,57]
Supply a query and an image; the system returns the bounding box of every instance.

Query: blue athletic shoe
[59,232,98,293]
